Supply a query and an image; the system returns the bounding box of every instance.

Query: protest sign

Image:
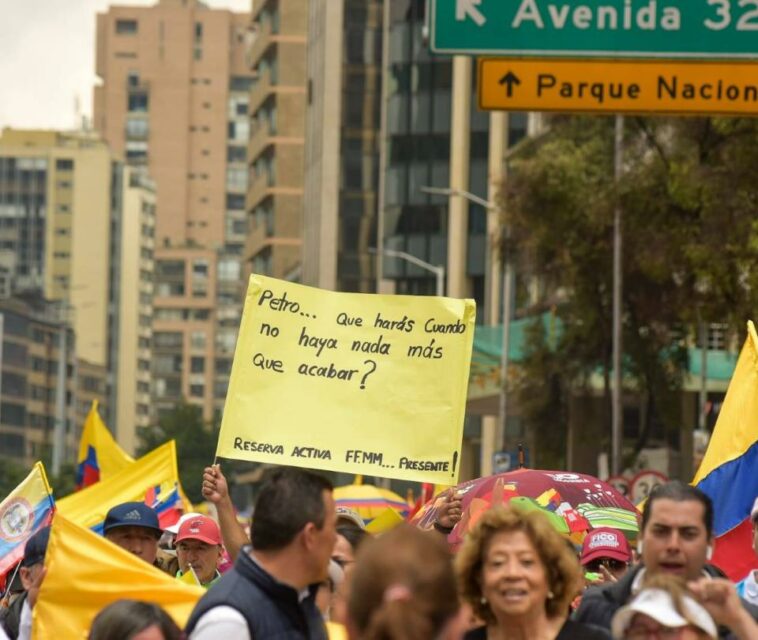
[216,275,476,484]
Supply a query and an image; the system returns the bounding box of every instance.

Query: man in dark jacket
[574,481,758,638]
[0,526,50,640]
[185,467,336,640]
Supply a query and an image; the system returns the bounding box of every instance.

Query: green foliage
[504,115,758,455]
[0,457,30,500]
[137,402,219,504]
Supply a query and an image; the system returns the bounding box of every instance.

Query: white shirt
[189,605,250,640]
[737,570,758,605]
[16,600,31,640]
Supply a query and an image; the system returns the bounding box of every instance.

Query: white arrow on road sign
[455,0,486,26]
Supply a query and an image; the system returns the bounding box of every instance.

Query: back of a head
[348,525,458,640]
[88,599,181,640]
[641,481,714,538]
[251,466,333,551]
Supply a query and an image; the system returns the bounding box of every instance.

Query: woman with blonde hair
[347,524,464,640]
[456,506,610,639]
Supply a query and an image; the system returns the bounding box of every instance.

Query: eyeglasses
[585,558,628,573]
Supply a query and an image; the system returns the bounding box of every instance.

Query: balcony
[245,217,270,261]
[246,173,273,210]
[246,21,273,68]
[248,121,273,160]
[248,73,273,119]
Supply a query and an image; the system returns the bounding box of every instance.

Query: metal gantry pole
[611,114,624,476]
[499,227,513,449]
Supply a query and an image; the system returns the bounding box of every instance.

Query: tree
[0,457,30,499]
[137,402,219,504]
[504,115,758,460]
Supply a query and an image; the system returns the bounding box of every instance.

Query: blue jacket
[185,546,327,640]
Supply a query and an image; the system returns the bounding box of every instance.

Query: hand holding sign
[216,275,476,484]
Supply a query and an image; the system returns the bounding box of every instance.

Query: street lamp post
[369,247,445,297]
[420,186,512,448]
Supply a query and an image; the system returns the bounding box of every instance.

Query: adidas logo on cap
[123,509,144,521]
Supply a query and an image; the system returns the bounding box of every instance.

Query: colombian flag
[33,514,203,637]
[693,321,758,581]
[59,441,189,534]
[75,400,134,489]
[0,462,55,574]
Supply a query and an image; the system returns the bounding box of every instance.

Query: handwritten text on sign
[216,275,476,484]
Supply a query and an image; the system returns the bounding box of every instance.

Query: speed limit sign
[630,470,668,504]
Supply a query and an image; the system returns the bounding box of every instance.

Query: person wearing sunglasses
[581,527,633,585]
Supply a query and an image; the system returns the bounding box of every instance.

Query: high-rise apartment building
[0,297,107,469]
[302,0,382,293]
[108,167,156,453]
[0,129,113,369]
[246,0,307,281]
[94,0,253,422]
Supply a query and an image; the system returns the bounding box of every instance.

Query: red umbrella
[410,468,640,551]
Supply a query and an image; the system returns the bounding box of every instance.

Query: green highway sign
[430,0,758,59]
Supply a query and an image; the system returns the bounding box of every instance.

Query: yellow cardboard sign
[216,275,476,484]
[478,58,758,115]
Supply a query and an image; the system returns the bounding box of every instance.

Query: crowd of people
[1,466,758,640]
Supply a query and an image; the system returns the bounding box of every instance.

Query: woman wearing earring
[456,506,611,639]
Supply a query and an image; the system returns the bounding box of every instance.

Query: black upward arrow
[499,71,521,98]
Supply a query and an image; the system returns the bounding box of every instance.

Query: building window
[227,146,246,163]
[227,120,249,143]
[230,76,253,92]
[116,19,138,34]
[128,92,149,112]
[55,159,74,171]
[154,331,183,348]
[190,384,204,398]
[126,117,149,138]
[127,71,140,87]
[191,357,205,373]
[190,331,206,349]
[225,193,245,210]
[218,259,241,282]
[226,168,247,191]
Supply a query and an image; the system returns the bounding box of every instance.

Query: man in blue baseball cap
[103,502,163,566]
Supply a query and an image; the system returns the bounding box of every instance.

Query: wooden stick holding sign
[215,275,476,484]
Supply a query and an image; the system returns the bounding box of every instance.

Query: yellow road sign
[478,59,758,115]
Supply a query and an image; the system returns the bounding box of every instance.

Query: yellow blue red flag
[0,462,54,574]
[33,514,204,637]
[76,400,134,489]
[692,320,758,581]
[58,441,187,533]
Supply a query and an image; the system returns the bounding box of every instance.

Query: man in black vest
[574,481,758,639]
[186,467,336,640]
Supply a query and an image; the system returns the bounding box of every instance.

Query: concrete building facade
[0,129,113,370]
[0,298,107,469]
[109,168,156,453]
[245,0,307,282]
[302,0,382,293]
[94,0,253,422]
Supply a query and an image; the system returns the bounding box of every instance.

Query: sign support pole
[611,114,624,476]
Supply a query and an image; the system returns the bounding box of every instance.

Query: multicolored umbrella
[334,484,410,524]
[410,469,640,551]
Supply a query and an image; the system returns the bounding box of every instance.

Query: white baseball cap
[164,512,203,535]
[335,506,365,530]
[611,588,717,639]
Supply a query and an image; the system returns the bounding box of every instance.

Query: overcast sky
[0,0,250,131]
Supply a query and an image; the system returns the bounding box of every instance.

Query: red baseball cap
[580,527,632,565]
[176,515,222,546]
